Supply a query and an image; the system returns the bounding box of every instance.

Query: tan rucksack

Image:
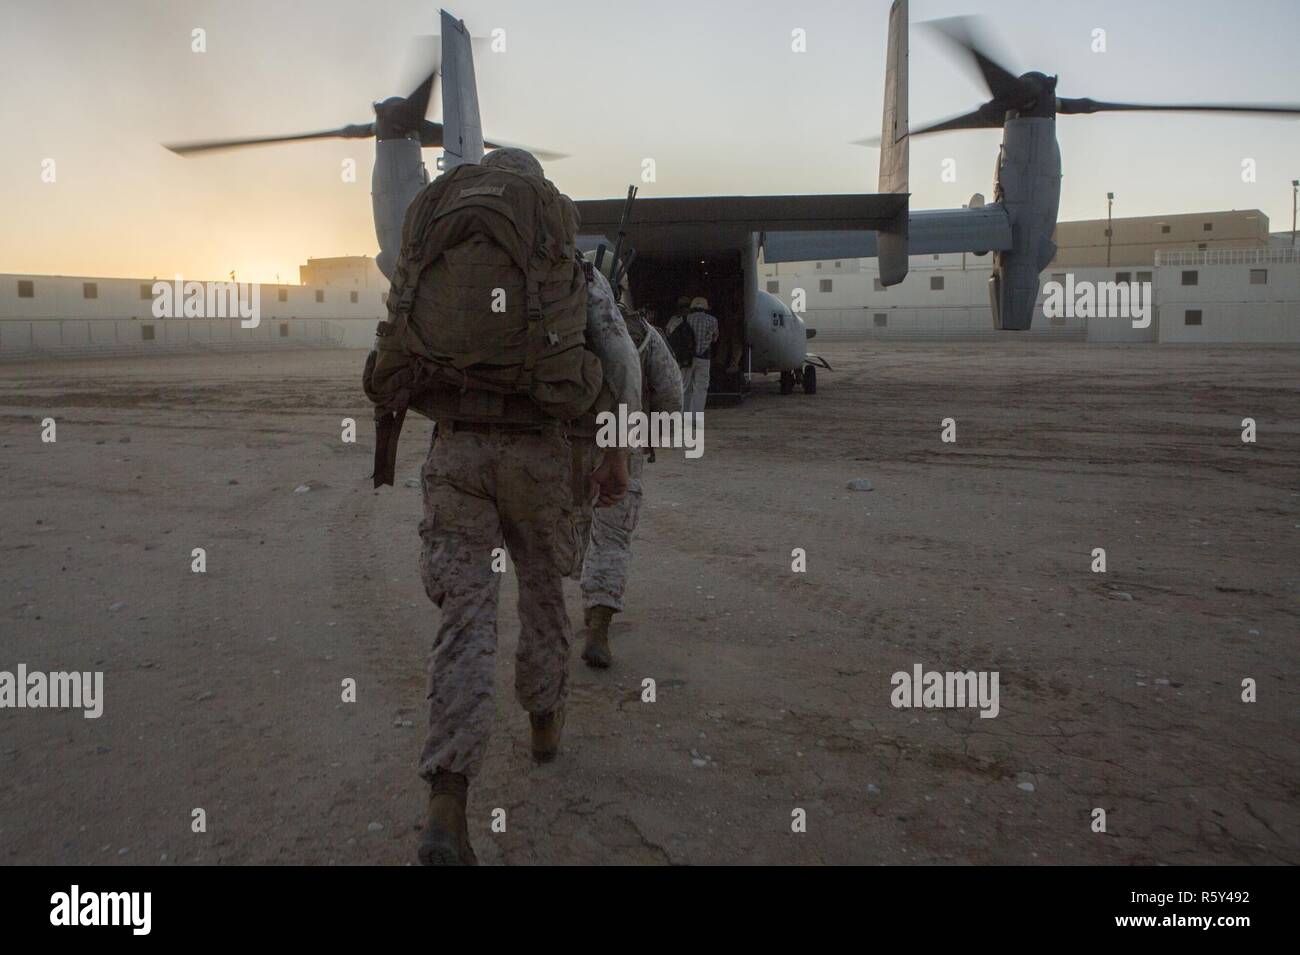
[364,163,603,485]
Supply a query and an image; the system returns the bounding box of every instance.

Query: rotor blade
[854,107,1000,145]
[923,16,1025,102]
[418,122,567,159]
[400,32,491,120]
[1059,97,1300,118]
[392,50,440,129]
[402,69,438,123]
[912,108,1002,135]
[482,138,569,162]
[852,105,993,145]
[418,119,445,148]
[163,123,375,155]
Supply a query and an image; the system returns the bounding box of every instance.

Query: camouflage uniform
[417,263,640,781]
[579,317,683,613]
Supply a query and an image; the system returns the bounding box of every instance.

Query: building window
[1250,269,1267,285]
[873,278,885,292]
[815,262,822,270]
[766,280,779,293]
[1115,272,1132,283]
[819,279,833,293]
[834,261,842,268]
[930,276,944,291]
[17,280,33,298]
[1161,225,1171,234]
[141,324,155,341]
[1197,243,1207,251]
[1184,310,1203,326]
[315,290,324,303]
[1203,222,1213,232]
[1104,228,1111,237]
[350,291,359,303]
[83,282,97,299]
[279,323,289,337]
[278,288,288,302]
[1181,270,1199,286]
[140,283,153,300]
[873,314,887,327]
[1137,271,1153,284]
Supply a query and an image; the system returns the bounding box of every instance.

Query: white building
[1154,248,1300,343]
[0,270,390,357]
[4,211,1297,357]
[298,255,387,289]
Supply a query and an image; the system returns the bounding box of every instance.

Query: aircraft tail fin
[877,0,909,286]
[440,9,484,169]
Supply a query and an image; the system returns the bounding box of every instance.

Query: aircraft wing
[762,205,1013,263]
[574,193,908,256]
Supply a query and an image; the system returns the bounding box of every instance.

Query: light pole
[1106,192,1115,267]
[1292,180,1298,250]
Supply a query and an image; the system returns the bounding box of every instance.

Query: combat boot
[581,605,615,669]
[529,706,566,763]
[417,770,477,866]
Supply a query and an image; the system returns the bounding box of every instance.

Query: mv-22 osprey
[166,3,1299,396]
[162,7,906,397]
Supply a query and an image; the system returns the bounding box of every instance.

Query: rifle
[608,184,638,292]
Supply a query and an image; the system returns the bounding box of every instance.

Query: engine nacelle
[988,116,1061,331]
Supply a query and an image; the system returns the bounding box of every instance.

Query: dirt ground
[0,341,1296,865]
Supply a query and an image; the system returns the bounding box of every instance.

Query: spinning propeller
[164,43,564,160]
[857,16,1300,144]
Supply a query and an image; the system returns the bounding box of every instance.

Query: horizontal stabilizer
[762,204,1012,263]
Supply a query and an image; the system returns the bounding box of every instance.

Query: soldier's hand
[589,450,629,507]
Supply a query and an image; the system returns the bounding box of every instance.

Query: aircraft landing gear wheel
[780,370,796,395]
[801,364,817,394]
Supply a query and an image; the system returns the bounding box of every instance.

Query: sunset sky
[2,0,1298,283]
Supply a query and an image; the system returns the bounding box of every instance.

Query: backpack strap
[519,187,577,391]
[625,311,653,356]
[522,268,546,383]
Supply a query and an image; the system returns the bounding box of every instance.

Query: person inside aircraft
[677,296,719,413]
